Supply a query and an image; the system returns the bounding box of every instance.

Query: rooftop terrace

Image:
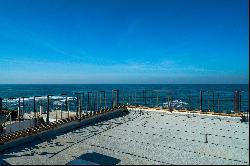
[0,108,249,165]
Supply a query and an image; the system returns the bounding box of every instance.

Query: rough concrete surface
[0,109,249,165]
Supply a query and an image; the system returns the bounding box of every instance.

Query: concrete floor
[0,109,249,165]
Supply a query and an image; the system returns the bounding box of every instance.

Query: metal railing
[0,88,249,134]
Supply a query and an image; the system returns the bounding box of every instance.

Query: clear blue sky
[0,0,249,84]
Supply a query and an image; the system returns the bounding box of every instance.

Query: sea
[0,84,249,113]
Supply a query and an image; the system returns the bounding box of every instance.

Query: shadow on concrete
[66,152,121,165]
[0,110,130,163]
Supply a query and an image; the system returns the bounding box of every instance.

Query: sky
[0,0,249,84]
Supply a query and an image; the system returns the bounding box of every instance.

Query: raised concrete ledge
[127,107,246,123]
[0,108,128,152]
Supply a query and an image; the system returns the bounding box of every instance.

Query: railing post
[116,89,119,106]
[0,97,2,116]
[18,97,21,118]
[87,92,90,111]
[87,92,93,111]
[128,91,131,105]
[61,94,68,118]
[234,91,240,113]
[207,91,210,111]
[142,90,146,106]
[239,91,242,112]
[200,90,203,112]
[100,91,105,109]
[104,91,106,108]
[81,93,84,117]
[189,91,192,111]
[95,92,97,112]
[122,89,124,105]
[212,91,215,112]
[100,92,102,109]
[217,92,220,113]
[74,92,82,117]
[112,90,114,107]
[156,91,159,107]
[22,97,25,116]
[66,96,68,118]
[33,96,36,117]
[76,95,79,117]
[47,95,50,124]
[93,92,95,112]
[134,91,136,106]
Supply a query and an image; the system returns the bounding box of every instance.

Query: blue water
[0,84,249,113]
